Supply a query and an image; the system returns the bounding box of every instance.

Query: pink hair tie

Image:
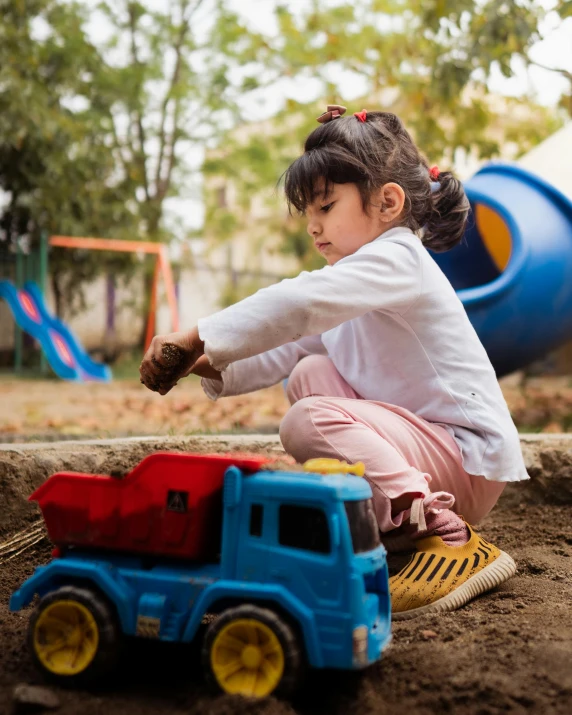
[316,104,347,124]
[354,109,367,123]
[429,165,440,180]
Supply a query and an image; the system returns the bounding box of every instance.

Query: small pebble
[420,629,438,639]
[12,684,60,712]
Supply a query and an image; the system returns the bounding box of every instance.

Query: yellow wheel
[34,600,99,676]
[28,586,120,686]
[202,605,303,698]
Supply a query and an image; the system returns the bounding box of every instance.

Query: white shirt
[198,227,529,483]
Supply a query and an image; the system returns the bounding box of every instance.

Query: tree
[0,0,278,323]
[91,0,280,241]
[0,0,144,318]
[202,0,567,272]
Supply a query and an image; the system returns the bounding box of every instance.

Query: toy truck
[10,452,391,698]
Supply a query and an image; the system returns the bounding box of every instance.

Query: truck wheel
[202,604,304,698]
[28,585,120,686]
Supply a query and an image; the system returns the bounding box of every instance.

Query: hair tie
[317,104,346,124]
[354,109,367,123]
[429,165,440,180]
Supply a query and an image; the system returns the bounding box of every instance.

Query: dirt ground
[0,377,289,439]
[1,373,571,713]
[1,497,571,714]
[1,373,571,440]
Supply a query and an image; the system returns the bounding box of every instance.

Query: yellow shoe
[390,524,516,620]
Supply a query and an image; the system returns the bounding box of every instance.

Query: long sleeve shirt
[198,227,529,483]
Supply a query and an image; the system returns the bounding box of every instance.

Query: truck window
[279,505,331,554]
[249,504,263,537]
[344,499,381,553]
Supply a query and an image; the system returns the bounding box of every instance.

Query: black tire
[28,585,121,687]
[202,604,304,698]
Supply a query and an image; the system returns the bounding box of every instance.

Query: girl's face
[305,181,389,265]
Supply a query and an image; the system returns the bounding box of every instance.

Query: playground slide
[0,280,111,382]
[432,163,572,376]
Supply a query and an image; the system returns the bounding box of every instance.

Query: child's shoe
[390,523,516,620]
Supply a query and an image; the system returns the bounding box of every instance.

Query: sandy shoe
[390,524,516,620]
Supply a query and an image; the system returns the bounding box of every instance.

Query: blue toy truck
[10,452,391,698]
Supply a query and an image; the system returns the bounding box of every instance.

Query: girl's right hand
[190,354,223,381]
[140,327,204,394]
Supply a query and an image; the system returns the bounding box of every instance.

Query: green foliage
[557,1,572,19]
[0,0,280,320]
[203,0,567,272]
[0,0,141,317]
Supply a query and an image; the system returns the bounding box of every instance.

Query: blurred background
[0,0,571,439]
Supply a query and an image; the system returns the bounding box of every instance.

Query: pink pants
[279,355,505,534]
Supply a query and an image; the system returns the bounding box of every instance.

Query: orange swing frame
[49,236,179,350]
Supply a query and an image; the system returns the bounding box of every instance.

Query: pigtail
[423,172,470,253]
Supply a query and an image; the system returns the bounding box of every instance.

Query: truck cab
[221,466,390,670]
[10,453,391,698]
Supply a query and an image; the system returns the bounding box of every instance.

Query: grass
[108,353,143,380]
[0,371,58,382]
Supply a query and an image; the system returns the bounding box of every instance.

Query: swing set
[49,235,179,350]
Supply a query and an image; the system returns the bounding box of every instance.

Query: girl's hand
[189,354,223,381]
[139,327,204,395]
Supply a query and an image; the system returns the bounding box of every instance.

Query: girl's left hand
[139,327,204,395]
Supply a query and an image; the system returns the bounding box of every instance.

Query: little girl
[140,106,528,619]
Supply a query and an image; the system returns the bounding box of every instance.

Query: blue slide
[0,280,111,382]
[432,163,572,376]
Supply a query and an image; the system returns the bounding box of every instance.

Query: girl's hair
[284,111,469,252]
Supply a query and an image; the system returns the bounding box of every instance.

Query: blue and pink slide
[0,280,111,382]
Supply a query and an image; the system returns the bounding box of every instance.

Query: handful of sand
[160,343,186,369]
[146,343,189,391]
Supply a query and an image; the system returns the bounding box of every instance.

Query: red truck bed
[31,452,267,560]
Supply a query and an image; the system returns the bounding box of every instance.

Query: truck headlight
[353,625,368,666]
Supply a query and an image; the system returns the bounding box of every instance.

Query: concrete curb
[0,435,285,537]
[0,434,283,451]
[0,433,570,536]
